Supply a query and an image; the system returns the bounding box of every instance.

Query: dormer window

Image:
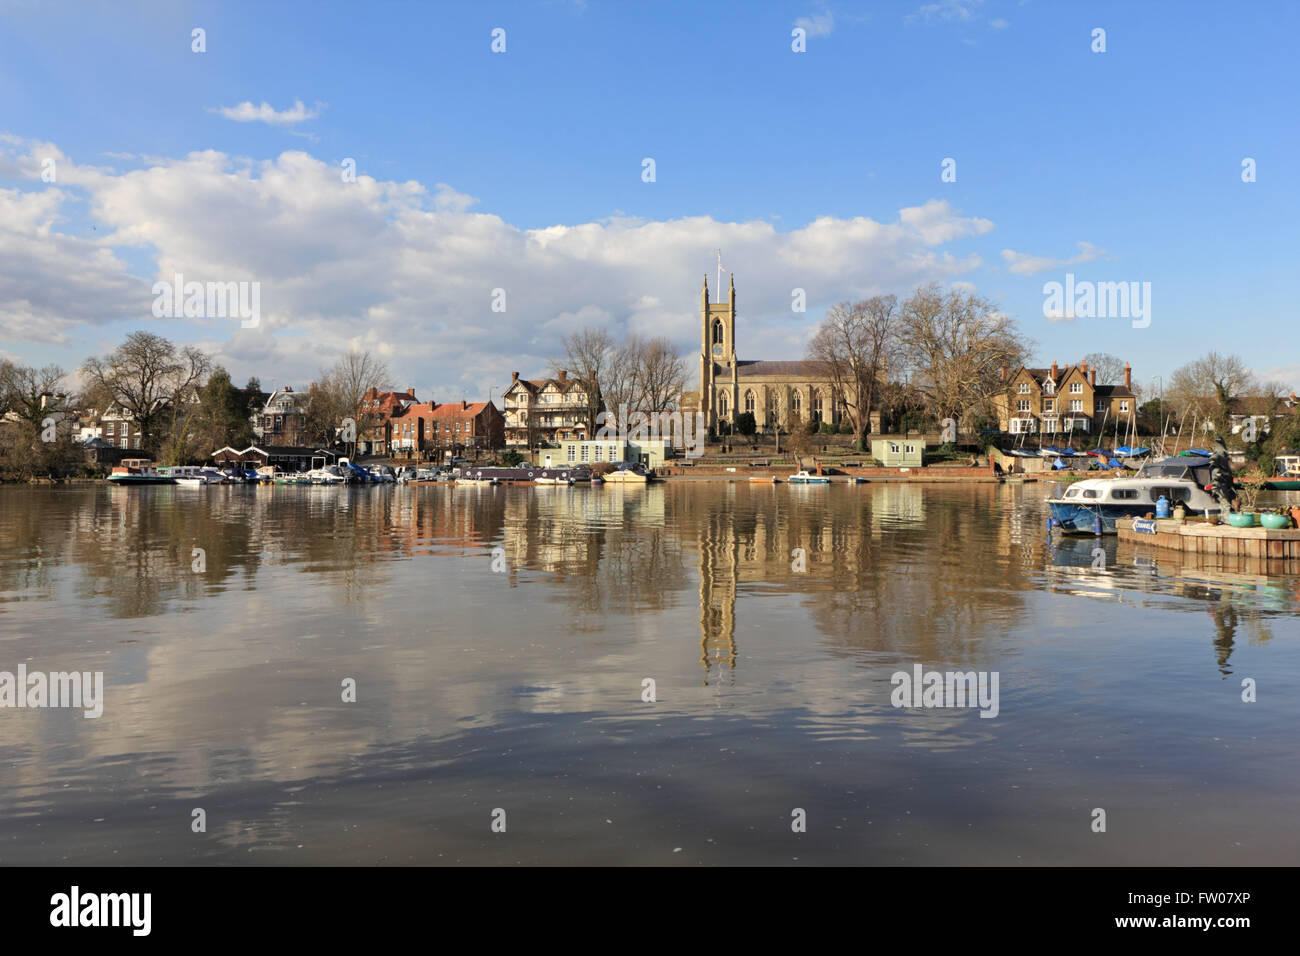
[1044,379,1055,394]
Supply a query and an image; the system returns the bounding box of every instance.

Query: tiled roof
[735,360,825,377]
[390,401,496,420]
[1093,385,1135,398]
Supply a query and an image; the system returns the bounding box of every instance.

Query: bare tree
[898,283,1031,426]
[1167,351,1255,435]
[599,334,644,428]
[637,336,686,413]
[807,295,898,447]
[1082,352,1126,386]
[555,328,612,436]
[309,348,392,454]
[82,332,210,454]
[5,364,65,430]
[0,359,18,422]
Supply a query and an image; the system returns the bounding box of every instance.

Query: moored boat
[459,466,591,484]
[106,459,175,486]
[1047,455,1224,534]
[788,470,830,485]
[603,465,649,484]
[1265,452,1300,490]
[162,466,227,486]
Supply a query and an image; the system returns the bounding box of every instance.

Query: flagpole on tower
[716,249,724,303]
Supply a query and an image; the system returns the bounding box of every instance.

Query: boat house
[212,445,338,472]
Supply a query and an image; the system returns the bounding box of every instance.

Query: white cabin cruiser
[1047,455,1223,533]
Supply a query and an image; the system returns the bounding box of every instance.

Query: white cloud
[1001,241,1104,276]
[989,17,1009,29]
[794,12,834,37]
[0,137,999,397]
[211,99,323,126]
[1254,365,1300,395]
[907,0,983,25]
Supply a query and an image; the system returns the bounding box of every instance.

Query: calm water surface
[1,481,1297,865]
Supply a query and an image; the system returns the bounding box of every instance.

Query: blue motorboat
[1047,456,1223,534]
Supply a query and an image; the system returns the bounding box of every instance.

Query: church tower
[700,274,737,431]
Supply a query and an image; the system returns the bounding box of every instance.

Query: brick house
[386,400,505,459]
[993,359,1137,436]
[357,387,418,455]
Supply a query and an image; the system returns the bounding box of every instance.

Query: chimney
[1000,365,1007,382]
[463,400,468,410]
[512,371,519,381]
[407,387,415,398]
[1080,359,1088,373]
[1124,362,1132,390]
[558,369,568,384]
[1089,368,1096,386]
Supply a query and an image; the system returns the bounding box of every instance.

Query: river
[1,481,1296,864]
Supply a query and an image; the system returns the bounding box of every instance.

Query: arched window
[792,392,802,415]
[712,320,724,346]
[767,394,779,420]
[718,392,728,416]
[744,390,755,414]
[812,392,823,422]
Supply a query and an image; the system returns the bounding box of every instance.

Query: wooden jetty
[1117,516,1300,565]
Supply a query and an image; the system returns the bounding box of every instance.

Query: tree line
[0,332,395,478]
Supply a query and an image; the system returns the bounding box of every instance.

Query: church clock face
[712,343,723,357]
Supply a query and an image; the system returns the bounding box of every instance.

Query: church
[682,275,872,435]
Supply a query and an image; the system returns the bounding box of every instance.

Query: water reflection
[1,482,1298,864]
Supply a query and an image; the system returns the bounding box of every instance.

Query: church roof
[735,360,825,378]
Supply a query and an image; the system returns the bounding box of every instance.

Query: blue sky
[1,0,1297,401]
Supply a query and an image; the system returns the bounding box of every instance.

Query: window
[1017,399,1031,412]
[718,393,728,416]
[1120,401,1129,412]
[1018,383,1031,394]
[595,444,603,461]
[1044,379,1055,394]
[812,394,823,422]
[792,392,801,415]
[713,320,724,346]
[905,444,915,454]
[1042,418,1058,433]
[1070,382,1083,394]
[581,444,590,462]
[1044,400,1054,412]
[567,445,576,462]
[1070,400,1083,412]
[744,391,755,414]
[1111,489,1139,499]
[608,445,618,460]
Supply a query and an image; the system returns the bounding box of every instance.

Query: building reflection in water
[2,483,1294,685]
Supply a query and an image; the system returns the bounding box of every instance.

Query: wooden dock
[1117,517,1300,562]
